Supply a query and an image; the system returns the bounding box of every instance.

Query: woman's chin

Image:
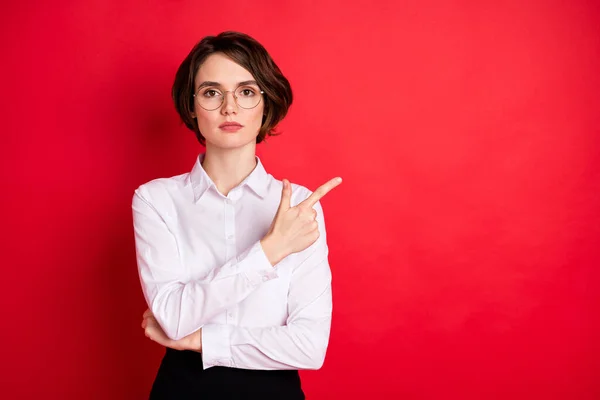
[206,135,257,150]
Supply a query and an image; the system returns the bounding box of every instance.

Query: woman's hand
[261,177,342,266]
[141,308,202,352]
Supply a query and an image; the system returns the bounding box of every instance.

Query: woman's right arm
[132,189,278,341]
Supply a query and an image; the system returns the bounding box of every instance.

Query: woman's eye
[240,89,255,97]
[204,89,220,97]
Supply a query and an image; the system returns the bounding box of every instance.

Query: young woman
[132,31,342,399]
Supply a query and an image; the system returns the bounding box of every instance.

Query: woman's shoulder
[133,172,190,203]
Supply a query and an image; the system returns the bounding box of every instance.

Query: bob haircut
[172,31,293,146]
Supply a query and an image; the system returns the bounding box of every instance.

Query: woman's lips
[219,122,243,132]
[220,125,243,132]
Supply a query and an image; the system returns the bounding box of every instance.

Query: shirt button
[227,234,234,240]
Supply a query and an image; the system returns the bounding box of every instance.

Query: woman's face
[193,53,265,150]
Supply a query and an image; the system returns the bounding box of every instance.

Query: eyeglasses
[193,85,265,111]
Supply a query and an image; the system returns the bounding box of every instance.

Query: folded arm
[201,202,333,370]
[132,189,277,341]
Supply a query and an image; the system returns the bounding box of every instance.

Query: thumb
[278,179,291,212]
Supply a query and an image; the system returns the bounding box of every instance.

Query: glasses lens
[197,89,223,110]
[235,86,262,109]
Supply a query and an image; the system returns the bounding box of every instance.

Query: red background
[2,0,599,398]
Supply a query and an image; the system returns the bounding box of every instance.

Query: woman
[132,31,342,399]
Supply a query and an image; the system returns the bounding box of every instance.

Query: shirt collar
[189,152,270,202]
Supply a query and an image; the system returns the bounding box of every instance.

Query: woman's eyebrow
[197,80,258,89]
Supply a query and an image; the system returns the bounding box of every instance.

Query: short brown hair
[172,31,293,145]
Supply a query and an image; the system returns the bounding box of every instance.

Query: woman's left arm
[200,199,333,370]
[141,244,331,369]
[142,199,333,371]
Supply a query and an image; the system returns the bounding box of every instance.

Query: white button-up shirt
[132,152,332,370]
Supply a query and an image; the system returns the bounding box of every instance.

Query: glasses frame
[193,85,265,111]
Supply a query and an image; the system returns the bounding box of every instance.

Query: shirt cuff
[201,324,234,369]
[240,241,279,286]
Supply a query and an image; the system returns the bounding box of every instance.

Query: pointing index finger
[299,177,342,209]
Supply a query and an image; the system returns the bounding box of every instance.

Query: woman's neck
[202,144,257,197]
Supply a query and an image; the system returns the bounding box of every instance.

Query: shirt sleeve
[201,200,333,370]
[132,189,278,341]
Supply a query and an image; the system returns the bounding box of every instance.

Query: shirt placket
[224,196,237,324]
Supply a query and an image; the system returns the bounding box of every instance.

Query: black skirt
[149,348,305,400]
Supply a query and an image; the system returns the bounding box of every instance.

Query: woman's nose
[221,91,238,114]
